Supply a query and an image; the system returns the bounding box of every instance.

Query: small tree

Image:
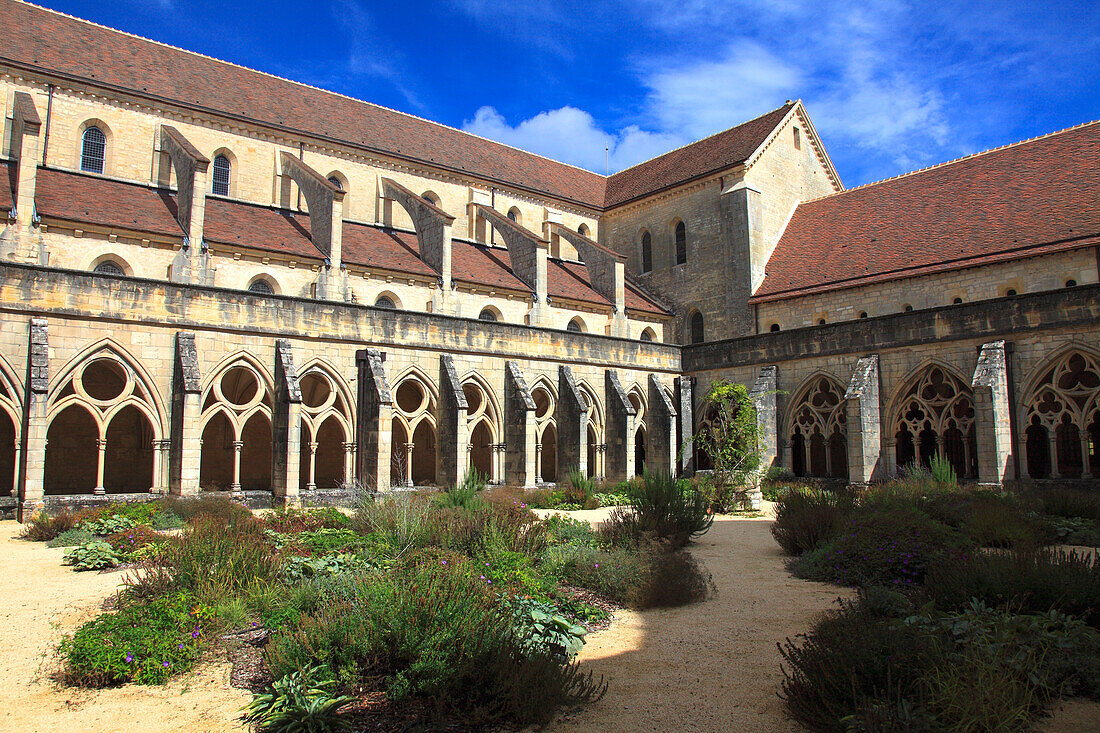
[695,379,762,498]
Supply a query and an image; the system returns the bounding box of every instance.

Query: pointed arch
[297,357,356,490]
[889,360,976,478]
[784,371,848,479]
[1019,343,1100,479]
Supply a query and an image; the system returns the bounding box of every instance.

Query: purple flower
[178,643,184,650]
[192,628,200,638]
[480,575,486,580]
[125,653,134,664]
[163,661,170,668]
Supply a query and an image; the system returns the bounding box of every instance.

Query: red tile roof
[28,162,671,316]
[604,103,795,207]
[0,2,793,211]
[753,122,1100,301]
[34,166,182,237]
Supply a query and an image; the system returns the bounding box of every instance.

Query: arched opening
[390,420,409,487]
[411,421,437,485]
[45,405,98,493]
[892,366,976,478]
[212,154,231,196]
[640,328,655,342]
[587,424,598,479]
[478,307,500,322]
[567,317,585,333]
[640,231,653,273]
[0,411,14,497]
[240,412,272,491]
[540,425,558,483]
[578,223,590,237]
[93,260,126,277]
[895,428,915,471]
[808,428,827,476]
[248,278,275,295]
[421,190,441,207]
[829,427,848,478]
[770,323,781,332]
[470,421,493,479]
[200,412,234,490]
[1056,415,1083,478]
[507,207,521,224]
[634,427,646,476]
[674,221,687,265]
[104,405,154,492]
[313,417,346,490]
[1089,413,1100,476]
[1025,418,1051,479]
[375,293,399,309]
[689,311,704,344]
[791,428,806,477]
[787,375,847,479]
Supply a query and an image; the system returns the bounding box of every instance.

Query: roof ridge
[606,101,796,178]
[803,118,1100,203]
[19,2,606,181]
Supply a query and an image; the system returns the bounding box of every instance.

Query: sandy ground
[0,521,250,733]
[1,509,1095,733]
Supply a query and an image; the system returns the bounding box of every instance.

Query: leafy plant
[694,379,762,490]
[283,554,373,582]
[434,467,488,509]
[162,514,280,599]
[624,471,713,547]
[80,514,138,536]
[243,665,355,733]
[928,452,958,486]
[264,507,349,533]
[46,528,97,548]
[63,541,122,570]
[106,525,165,556]
[502,595,587,663]
[564,469,599,510]
[21,509,79,541]
[60,592,205,686]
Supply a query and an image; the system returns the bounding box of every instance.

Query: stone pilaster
[676,375,694,476]
[557,366,589,477]
[272,339,302,505]
[604,370,636,482]
[356,349,392,492]
[438,354,469,486]
[504,361,538,487]
[169,332,202,496]
[972,341,1013,485]
[844,355,882,484]
[2,92,44,264]
[19,318,48,519]
[647,374,677,477]
[719,181,763,337]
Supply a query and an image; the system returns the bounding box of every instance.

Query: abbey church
[0,0,1096,519]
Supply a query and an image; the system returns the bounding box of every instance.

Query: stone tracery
[1023,350,1100,479]
[892,365,976,479]
[787,374,848,479]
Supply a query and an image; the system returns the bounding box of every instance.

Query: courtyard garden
[20,469,719,731]
[769,460,1100,732]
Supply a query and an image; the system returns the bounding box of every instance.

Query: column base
[93,486,106,496]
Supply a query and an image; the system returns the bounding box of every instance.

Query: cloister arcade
[787,374,848,479]
[297,362,356,491]
[390,369,439,487]
[628,386,646,476]
[890,364,977,479]
[1022,348,1100,479]
[579,381,605,481]
[463,374,502,482]
[531,379,558,484]
[198,354,273,492]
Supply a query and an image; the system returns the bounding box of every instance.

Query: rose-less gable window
[81,126,106,173]
[212,154,231,196]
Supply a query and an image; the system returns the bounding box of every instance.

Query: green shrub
[163,514,281,599]
[434,467,488,509]
[925,548,1100,627]
[353,492,430,559]
[106,525,165,556]
[593,490,632,507]
[285,528,364,557]
[631,550,715,609]
[1030,488,1100,522]
[961,495,1041,548]
[540,544,647,606]
[80,514,138,536]
[552,594,611,626]
[543,515,599,547]
[60,592,205,686]
[771,488,856,555]
[63,541,122,570]
[46,528,97,548]
[164,495,253,526]
[790,508,972,587]
[627,471,713,546]
[150,509,185,530]
[267,558,605,728]
[21,509,79,541]
[564,469,599,510]
[479,549,552,597]
[929,452,958,486]
[283,554,374,583]
[244,665,355,733]
[264,506,349,533]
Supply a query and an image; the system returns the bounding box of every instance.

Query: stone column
[676,376,695,477]
[93,438,108,495]
[20,318,49,519]
[557,366,589,478]
[342,442,356,485]
[604,370,636,482]
[230,441,244,493]
[844,355,882,484]
[151,439,169,493]
[306,442,318,491]
[504,362,537,487]
[438,355,469,487]
[356,349,393,492]
[646,374,677,477]
[169,332,202,496]
[271,339,302,505]
[971,341,1014,486]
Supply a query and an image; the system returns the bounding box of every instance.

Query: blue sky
[37,0,1100,187]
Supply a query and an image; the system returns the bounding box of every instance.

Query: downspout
[41,84,54,165]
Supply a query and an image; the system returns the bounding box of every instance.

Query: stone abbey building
[0,1,1097,518]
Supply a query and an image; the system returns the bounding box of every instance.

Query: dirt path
[539,512,847,733]
[0,521,250,733]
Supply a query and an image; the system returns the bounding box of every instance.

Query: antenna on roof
[605,146,609,176]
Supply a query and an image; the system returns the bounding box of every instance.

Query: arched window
[81,126,106,174]
[770,323,781,332]
[1023,350,1100,479]
[507,207,521,224]
[478,308,498,322]
[903,304,914,312]
[639,328,655,342]
[248,278,274,295]
[567,317,585,333]
[952,297,963,304]
[1066,279,1078,288]
[674,221,687,265]
[858,312,868,319]
[212,154,231,196]
[375,295,396,309]
[578,223,590,237]
[93,260,125,276]
[641,231,653,273]
[689,311,704,344]
[328,176,343,190]
[817,318,826,325]
[421,191,440,207]
[1005,288,1018,297]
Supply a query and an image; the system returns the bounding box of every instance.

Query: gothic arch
[199,352,275,491]
[297,357,356,490]
[391,366,439,486]
[784,371,848,479]
[44,340,166,493]
[888,360,976,479]
[577,380,604,479]
[461,371,502,481]
[0,351,23,498]
[1019,344,1100,479]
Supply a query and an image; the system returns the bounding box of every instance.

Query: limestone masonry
[0,0,1096,518]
